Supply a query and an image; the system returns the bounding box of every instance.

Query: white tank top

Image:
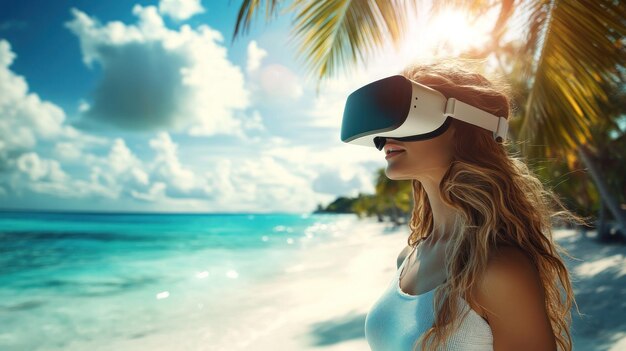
[364,245,494,350]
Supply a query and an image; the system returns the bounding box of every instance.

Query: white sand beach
[225,218,626,351]
[86,216,625,351]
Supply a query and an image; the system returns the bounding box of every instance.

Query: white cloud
[0,8,396,212]
[246,40,267,73]
[13,135,202,202]
[0,39,107,200]
[65,5,251,137]
[158,0,205,21]
[206,159,236,199]
[77,99,90,113]
[0,39,74,160]
[45,137,155,202]
[11,152,113,199]
[202,155,318,212]
[16,152,67,182]
[262,142,381,196]
[0,15,238,208]
[39,133,208,203]
[54,142,82,161]
[241,110,266,132]
[312,170,362,195]
[107,138,150,186]
[0,39,16,66]
[131,181,167,202]
[258,64,303,101]
[148,132,213,198]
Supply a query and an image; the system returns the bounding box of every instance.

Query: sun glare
[383,6,496,70]
[424,8,492,55]
[330,5,506,93]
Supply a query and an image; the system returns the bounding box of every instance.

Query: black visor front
[340,75,412,143]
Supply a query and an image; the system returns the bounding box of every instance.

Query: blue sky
[0,0,500,213]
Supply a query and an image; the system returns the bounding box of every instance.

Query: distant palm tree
[230,0,626,233]
[374,168,402,225]
[371,168,412,225]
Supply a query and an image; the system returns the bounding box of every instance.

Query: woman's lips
[385,150,405,159]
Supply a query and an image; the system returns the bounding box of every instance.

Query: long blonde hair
[402,59,588,351]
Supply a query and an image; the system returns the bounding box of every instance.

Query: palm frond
[517,0,626,159]
[287,0,410,87]
[231,0,283,42]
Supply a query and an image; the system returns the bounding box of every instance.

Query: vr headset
[340,75,508,151]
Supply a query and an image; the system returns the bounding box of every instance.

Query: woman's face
[383,124,456,181]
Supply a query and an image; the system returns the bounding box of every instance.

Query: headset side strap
[445,98,508,141]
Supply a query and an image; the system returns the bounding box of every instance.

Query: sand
[231,217,626,351]
[90,216,625,351]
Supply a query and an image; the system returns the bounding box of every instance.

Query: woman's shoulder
[472,244,545,315]
[472,245,555,348]
[477,244,538,292]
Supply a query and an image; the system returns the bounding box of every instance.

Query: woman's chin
[384,170,403,180]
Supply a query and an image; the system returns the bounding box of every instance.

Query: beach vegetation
[233,0,626,242]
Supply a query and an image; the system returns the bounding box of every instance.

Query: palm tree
[350,192,381,220]
[372,168,413,226]
[374,168,402,225]
[230,0,626,234]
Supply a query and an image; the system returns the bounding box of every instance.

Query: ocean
[0,211,367,351]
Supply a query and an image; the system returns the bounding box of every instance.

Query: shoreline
[231,220,626,351]
[27,216,625,351]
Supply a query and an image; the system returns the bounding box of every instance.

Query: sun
[360,5,505,80]
[424,8,493,55]
[389,6,496,68]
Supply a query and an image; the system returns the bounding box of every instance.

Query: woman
[363,60,586,351]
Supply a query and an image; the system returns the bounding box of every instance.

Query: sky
[0,0,501,213]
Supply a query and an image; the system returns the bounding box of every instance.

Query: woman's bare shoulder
[474,245,554,349]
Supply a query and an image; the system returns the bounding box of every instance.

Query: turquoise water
[0,211,357,351]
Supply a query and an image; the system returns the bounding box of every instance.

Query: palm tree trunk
[598,199,608,241]
[388,195,399,226]
[577,143,626,237]
[393,205,401,226]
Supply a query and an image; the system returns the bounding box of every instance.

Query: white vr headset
[340,75,509,150]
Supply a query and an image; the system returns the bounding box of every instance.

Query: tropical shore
[72,216,625,351]
[228,217,626,351]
